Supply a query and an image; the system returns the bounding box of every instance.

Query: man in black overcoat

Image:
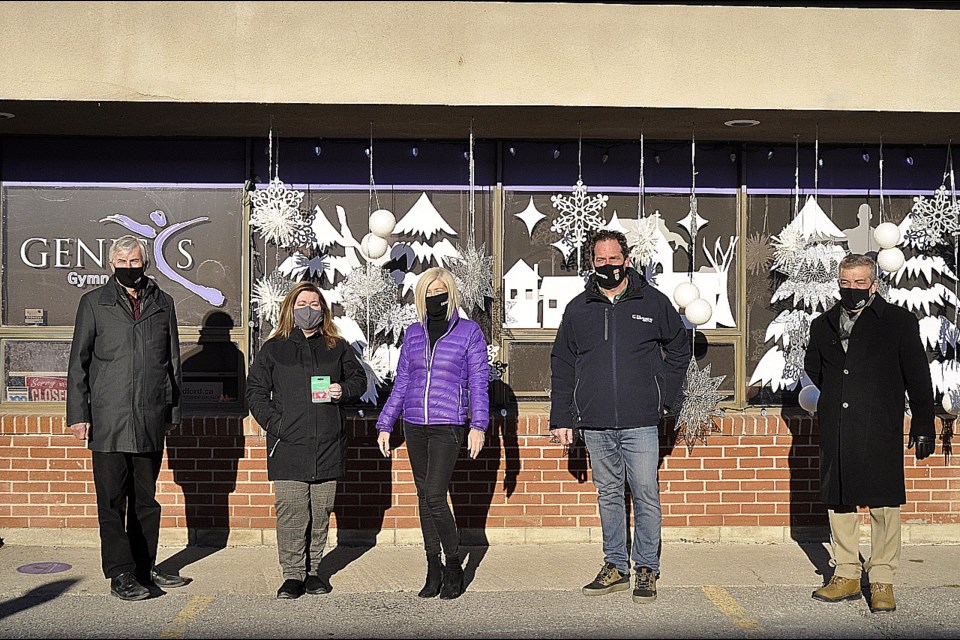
[804,253,936,613]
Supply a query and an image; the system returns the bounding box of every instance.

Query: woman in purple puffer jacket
[376,267,489,601]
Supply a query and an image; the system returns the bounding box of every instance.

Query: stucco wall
[1,2,958,112]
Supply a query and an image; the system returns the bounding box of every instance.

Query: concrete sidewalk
[1,540,957,596]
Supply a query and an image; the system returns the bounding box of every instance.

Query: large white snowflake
[550,179,608,265]
[249,177,307,248]
[339,264,398,336]
[903,186,960,251]
[252,271,292,328]
[448,234,495,313]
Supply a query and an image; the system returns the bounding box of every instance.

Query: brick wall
[1,412,958,543]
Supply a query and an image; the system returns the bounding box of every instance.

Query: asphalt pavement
[1,540,959,638]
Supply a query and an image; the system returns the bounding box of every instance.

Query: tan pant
[827,506,901,584]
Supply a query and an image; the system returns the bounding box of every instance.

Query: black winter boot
[439,555,464,600]
[418,554,443,598]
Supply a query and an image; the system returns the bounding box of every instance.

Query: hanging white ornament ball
[873,222,901,250]
[877,247,905,273]
[673,282,701,308]
[684,298,713,326]
[360,233,388,259]
[798,385,820,413]
[369,209,397,238]
[942,391,960,416]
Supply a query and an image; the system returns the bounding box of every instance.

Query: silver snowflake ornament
[675,357,727,452]
[448,234,495,312]
[249,177,307,248]
[903,186,960,251]
[550,179,608,263]
[339,264,398,335]
[376,303,419,345]
[252,271,292,328]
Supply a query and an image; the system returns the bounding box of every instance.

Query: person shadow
[449,379,522,590]
[163,310,246,575]
[781,404,832,581]
[317,403,393,591]
[0,579,79,620]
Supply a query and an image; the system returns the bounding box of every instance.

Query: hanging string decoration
[550,181,609,270]
[249,177,307,247]
[675,357,727,452]
[252,271,292,328]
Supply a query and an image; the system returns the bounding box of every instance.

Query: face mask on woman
[294,306,324,330]
[426,292,449,319]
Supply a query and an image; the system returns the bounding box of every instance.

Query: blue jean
[582,426,661,575]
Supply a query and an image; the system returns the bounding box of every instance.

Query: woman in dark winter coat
[247,281,367,600]
[376,267,489,600]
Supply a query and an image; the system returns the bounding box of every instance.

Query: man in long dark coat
[804,253,936,613]
[67,235,189,600]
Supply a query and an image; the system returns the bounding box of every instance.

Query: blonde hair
[415,267,458,322]
[271,281,341,349]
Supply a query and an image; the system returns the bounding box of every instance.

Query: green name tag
[311,376,331,403]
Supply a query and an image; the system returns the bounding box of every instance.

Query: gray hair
[109,235,150,265]
[838,253,878,282]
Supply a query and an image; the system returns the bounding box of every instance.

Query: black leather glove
[908,435,935,461]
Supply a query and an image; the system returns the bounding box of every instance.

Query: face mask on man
[839,287,872,312]
[294,306,324,330]
[426,292,449,319]
[595,263,627,290]
[114,266,145,289]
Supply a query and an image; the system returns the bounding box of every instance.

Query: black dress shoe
[148,566,190,588]
[304,574,331,595]
[277,578,305,599]
[111,572,150,601]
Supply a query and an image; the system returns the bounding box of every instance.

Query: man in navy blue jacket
[550,229,689,604]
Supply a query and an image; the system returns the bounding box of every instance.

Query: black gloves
[908,435,935,461]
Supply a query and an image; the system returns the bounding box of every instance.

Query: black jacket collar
[824,292,886,333]
[585,267,647,304]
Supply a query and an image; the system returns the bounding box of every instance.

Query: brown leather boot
[869,583,896,612]
[812,575,861,602]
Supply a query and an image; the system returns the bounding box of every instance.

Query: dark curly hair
[589,229,630,264]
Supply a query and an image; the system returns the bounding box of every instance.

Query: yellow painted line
[159,595,215,639]
[702,585,764,634]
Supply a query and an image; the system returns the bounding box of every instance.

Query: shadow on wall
[781,407,831,579]
[450,379,522,588]
[163,311,247,575]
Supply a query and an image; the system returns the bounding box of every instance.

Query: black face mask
[114,266,145,289]
[595,263,627,290]
[426,292,449,320]
[839,287,872,312]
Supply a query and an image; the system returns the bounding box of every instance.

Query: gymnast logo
[100,209,225,306]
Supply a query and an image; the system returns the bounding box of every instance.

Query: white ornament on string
[684,297,713,326]
[798,384,820,413]
[877,247,905,273]
[873,222,901,250]
[369,209,397,238]
[361,233,389,260]
[673,282,700,308]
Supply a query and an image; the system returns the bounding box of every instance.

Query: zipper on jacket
[573,377,582,422]
[655,376,662,413]
[604,308,609,341]
[611,308,619,426]
[423,321,456,424]
[456,384,462,416]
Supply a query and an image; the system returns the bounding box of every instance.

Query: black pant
[403,421,464,559]
[91,450,163,579]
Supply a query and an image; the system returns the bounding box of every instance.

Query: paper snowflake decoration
[339,264,398,334]
[448,234,495,312]
[252,271,292,328]
[249,177,307,248]
[903,186,960,251]
[675,357,726,452]
[770,229,843,311]
[745,232,774,276]
[550,179,608,265]
[630,215,660,267]
[376,303,419,345]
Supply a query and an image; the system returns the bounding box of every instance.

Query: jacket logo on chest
[632,314,653,323]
